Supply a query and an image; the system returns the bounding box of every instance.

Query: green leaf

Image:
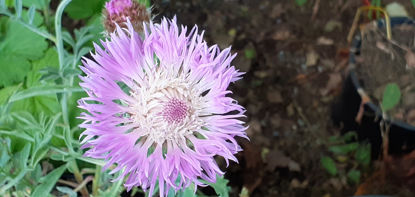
[321,156,337,176]
[207,176,230,197]
[0,54,31,87]
[65,0,106,20]
[244,48,256,59]
[342,131,358,142]
[176,184,196,197]
[31,165,66,197]
[21,7,44,27]
[328,143,359,155]
[295,0,307,6]
[9,85,83,103]
[0,84,21,104]
[382,83,401,111]
[0,137,11,167]
[10,49,61,115]
[22,0,50,9]
[0,130,34,142]
[27,48,59,86]
[0,19,48,86]
[15,143,30,169]
[57,186,77,197]
[355,143,371,166]
[347,169,361,184]
[0,19,47,60]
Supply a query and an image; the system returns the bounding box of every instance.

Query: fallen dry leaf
[317,36,334,45]
[320,73,342,96]
[265,148,301,172]
[306,49,319,66]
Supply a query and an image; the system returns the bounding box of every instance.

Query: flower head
[103,0,149,33]
[105,0,132,15]
[78,18,247,196]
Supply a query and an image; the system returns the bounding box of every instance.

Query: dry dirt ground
[151,0,415,196]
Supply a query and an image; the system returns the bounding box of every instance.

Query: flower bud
[103,0,150,33]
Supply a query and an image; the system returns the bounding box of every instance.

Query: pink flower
[105,0,133,15]
[78,18,247,196]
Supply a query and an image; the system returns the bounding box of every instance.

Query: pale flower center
[128,69,205,144]
[162,98,188,123]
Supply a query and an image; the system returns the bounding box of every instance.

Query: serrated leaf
[31,165,66,197]
[328,143,359,155]
[347,169,361,184]
[0,19,47,60]
[207,176,230,197]
[382,83,401,111]
[0,54,31,87]
[321,156,337,176]
[355,143,371,166]
[175,184,196,197]
[0,19,47,86]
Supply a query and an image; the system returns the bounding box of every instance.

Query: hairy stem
[92,166,101,196]
[70,161,89,197]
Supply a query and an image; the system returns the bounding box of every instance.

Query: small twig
[74,176,94,193]
[70,161,90,197]
[379,118,391,185]
[58,179,79,188]
[81,168,96,175]
[311,0,321,21]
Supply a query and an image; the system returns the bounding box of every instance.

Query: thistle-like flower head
[103,0,149,33]
[78,18,247,196]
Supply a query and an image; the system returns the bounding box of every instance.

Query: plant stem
[55,0,72,72]
[92,166,101,196]
[108,172,124,197]
[70,160,89,197]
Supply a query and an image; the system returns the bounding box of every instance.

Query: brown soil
[150,0,415,196]
[356,22,415,124]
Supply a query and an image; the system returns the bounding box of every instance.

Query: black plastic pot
[332,17,415,157]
